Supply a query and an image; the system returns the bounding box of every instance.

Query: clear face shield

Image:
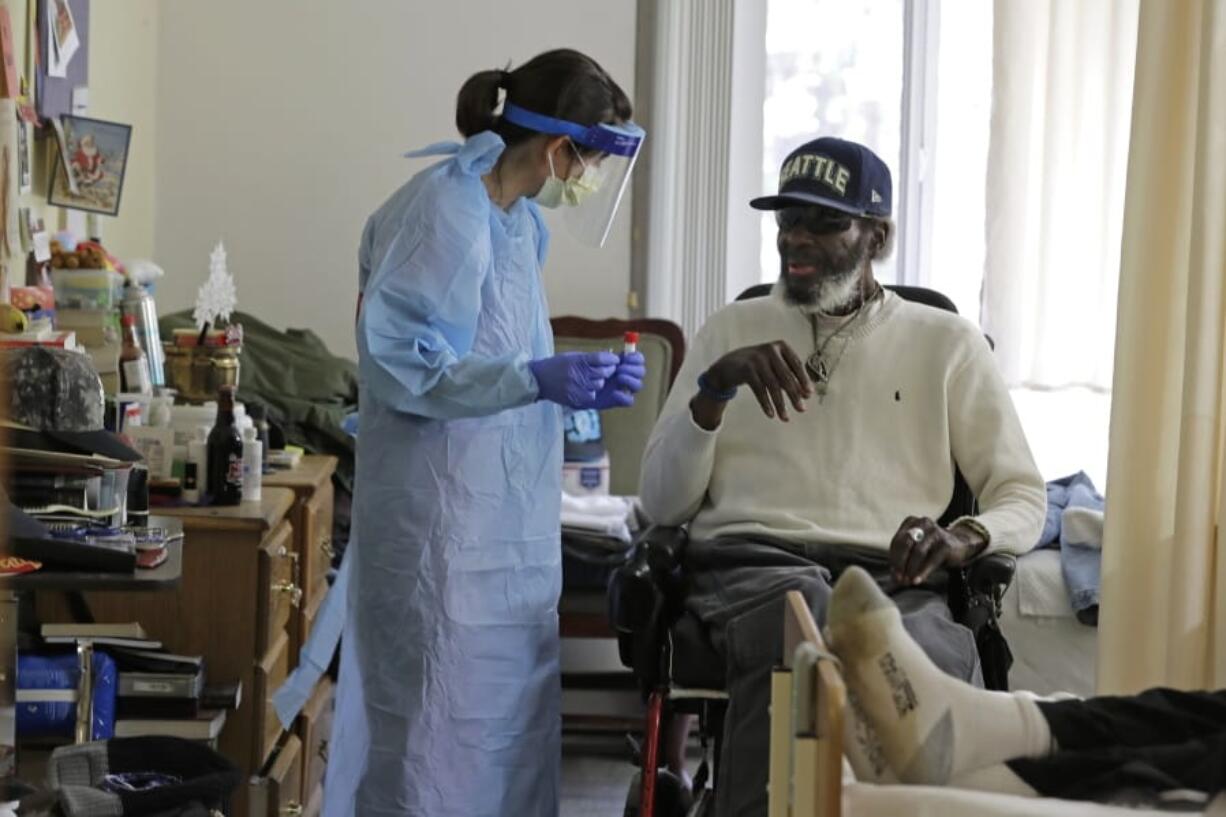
[502,103,645,248]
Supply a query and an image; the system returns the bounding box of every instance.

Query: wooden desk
[36,490,297,817]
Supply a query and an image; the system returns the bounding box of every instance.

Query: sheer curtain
[1098,0,1226,694]
[981,0,1138,391]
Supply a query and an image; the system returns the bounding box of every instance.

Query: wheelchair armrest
[606,526,688,634]
[965,552,1016,615]
[606,527,689,685]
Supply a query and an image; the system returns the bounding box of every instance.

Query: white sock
[842,690,898,783]
[825,566,1052,785]
[950,764,1038,797]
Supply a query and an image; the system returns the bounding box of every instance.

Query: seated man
[639,136,1046,817]
[826,566,1225,810]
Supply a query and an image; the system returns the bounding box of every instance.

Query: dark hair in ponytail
[455,48,632,155]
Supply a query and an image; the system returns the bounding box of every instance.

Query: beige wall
[0,0,159,260]
[87,0,159,260]
[149,0,637,359]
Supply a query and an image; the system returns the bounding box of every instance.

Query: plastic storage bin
[51,269,125,310]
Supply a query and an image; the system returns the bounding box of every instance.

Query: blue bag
[17,650,118,740]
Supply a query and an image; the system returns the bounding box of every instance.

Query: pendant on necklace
[806,354,829,403]
[806,354,827,384]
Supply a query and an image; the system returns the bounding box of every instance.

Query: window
[759,0,1112,487]
[761,0,992,324]
[761,0,904,285]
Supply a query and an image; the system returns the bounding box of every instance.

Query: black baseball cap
[751,136,892,217]
[1,347,142,462]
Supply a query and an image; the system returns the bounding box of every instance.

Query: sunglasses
[775,206,856,235]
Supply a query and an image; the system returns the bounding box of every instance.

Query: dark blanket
[159,309,357,500]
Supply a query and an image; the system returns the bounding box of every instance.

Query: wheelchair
[606,284,1017,817]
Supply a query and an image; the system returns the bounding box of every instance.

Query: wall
[0,0,158,263]
[87,0,158,260]
[151,1,637,360]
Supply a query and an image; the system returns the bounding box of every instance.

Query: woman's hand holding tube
[529,351,620,409]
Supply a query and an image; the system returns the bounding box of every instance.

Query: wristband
[950,517,992,549]
[697,371,738,402]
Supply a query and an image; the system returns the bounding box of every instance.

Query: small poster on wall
[48,114,131,216]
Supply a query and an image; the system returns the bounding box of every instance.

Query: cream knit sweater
[640,287,1046,555]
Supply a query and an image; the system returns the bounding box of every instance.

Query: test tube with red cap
[623,331,639,355]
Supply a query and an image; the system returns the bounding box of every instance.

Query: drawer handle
[282,803,304,817]
[319,537,336,561]
[273,581,303,609]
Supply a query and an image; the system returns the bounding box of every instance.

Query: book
[116,696,199,720]
[119,670,205,699]
[44,636,163,651]
[201,680,242,712]
[114,709,226,741]
[41,622,148,640]
[108,647,203,675]
[0,329,78,350]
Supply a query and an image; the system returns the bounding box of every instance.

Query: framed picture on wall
[48,114,131,216]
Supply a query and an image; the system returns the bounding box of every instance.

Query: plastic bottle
[247,403,271,467]
[242,426,263,502]
[119,314,152,395]
[183,427,208,505]
[207,386,243,506]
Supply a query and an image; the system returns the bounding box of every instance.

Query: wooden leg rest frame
[769,590,846,817]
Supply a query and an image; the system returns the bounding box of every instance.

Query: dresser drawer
[257,521,298,657]
[300,481,334,604]
[292,581,328,673]
[250,733,303,817]
[255,629,291,768]
[297,678,334,804]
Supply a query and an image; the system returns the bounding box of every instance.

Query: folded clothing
[560,493,637,543]
[1035,472,1105,626]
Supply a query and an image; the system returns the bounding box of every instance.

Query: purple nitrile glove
[529,351,619,409]
[588,352,646,409]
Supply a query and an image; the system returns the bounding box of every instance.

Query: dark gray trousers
[682,538,982,817]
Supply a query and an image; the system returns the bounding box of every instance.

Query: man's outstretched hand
[692,340,812,430]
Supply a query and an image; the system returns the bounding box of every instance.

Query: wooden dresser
[35,488,308,816]
[262,456,339,816]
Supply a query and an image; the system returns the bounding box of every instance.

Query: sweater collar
[770,279,901,341]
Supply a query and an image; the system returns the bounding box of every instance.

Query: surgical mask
[536,142,602,209]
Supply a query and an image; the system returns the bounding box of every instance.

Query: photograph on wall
[49,0,79,74]
[48,115,132,216]
[16,115,29,194]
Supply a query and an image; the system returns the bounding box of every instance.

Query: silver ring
[906,526,925,544]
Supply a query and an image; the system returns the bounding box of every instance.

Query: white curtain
[981,0,1139,390]
[1097,0,1226,694]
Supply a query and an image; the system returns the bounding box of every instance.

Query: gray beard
[783,267,863,313]
[813,269,862,313]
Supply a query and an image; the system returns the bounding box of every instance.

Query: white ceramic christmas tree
[193,241,238,331]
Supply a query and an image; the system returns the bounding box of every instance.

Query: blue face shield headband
[501,103,646,247]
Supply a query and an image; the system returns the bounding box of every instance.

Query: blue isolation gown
[321,132,563,817]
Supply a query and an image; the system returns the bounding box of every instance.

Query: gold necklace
[804,285,882,402]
